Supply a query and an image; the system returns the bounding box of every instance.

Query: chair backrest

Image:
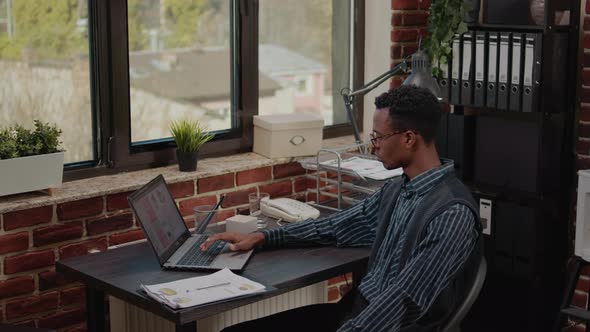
[440,257,487,332]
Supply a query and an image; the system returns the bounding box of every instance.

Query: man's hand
[200,232,266,252]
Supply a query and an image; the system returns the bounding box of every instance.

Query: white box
[253,113,324,159]
[226,215,258,234]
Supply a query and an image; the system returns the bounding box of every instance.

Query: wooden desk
[56,239,369,332]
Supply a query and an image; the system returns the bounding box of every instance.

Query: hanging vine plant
[424,0,471,78]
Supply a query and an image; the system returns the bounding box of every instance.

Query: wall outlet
[479,198,492,235]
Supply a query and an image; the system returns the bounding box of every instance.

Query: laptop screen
[129,176,188,258]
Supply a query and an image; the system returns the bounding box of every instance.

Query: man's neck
[403,148,441,180]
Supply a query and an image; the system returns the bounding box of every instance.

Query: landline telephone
[260,197,320,223]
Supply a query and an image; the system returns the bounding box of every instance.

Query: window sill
[0,135,359,214]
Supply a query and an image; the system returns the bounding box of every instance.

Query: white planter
[0,152,64,196]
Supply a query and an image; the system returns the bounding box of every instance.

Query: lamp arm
[341,60,409,149]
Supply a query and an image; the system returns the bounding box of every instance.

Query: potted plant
[169,119,214,172]
[0,120,65,196]
[424,0,470,78]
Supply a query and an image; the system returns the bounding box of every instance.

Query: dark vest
[367,171,482,332]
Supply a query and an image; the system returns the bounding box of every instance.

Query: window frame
[64,0,365,181]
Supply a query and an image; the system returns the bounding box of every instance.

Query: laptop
[128,175,254,272]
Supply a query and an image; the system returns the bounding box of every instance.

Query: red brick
[33,222,83,247]
[59,238,108,260]
[586,16,590,33]
[585,53,590,68]
[328,275,348,285]
[214,209,236,223]
[57,198,103,221]
[0,231,29,254]
[221,188,257,208]
[577,140,590,156]
[168,181,195,198]
[391,45,402,60]
[86,213,133,235]
[4,250,55,274]
[106,191,133,211]
[572,290,588,308]
[587,0,590,15]
[66,324,87,332]
[306,192,331,204]
[6,292,59,320]
[392,13,403,26]
[577,156,590,171]
[260,180,293,198]
[178,195,218,216]
[402,45,419,58]
[294,177,324,193]
[580,122,590,139]
[274,163,306,179]
[585,33,590,51]
[577,277,590,292]
[392,0,419,10]
[4,206,53,231]
[402,12,429,26]
[197,173,235,194]
[38,270,76,291]
[580,106,590,122]
[13,320,36,328]
[327,286,340,302]
[0,276,34,299]
[392,29,419,42]
[339,283,352,296]
[584,70,590,87]
[237,167,272,186]
[60,286,85,306]
[108,229,145,246]
[38,307,85,329]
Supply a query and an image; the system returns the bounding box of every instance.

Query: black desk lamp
[341,49,441,149]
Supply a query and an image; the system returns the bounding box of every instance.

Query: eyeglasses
[369,130,406,146]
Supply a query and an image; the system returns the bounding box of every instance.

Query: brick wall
[0,162,341,331]
[390,0,431,89]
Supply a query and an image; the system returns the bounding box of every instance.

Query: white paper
[320,157,403,180]
[141,268,267,309]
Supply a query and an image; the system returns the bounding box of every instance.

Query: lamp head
[402,50,441,99]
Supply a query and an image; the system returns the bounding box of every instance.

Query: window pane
[0,0,93,164]
[128,0,232,144]
[258,0,351,126]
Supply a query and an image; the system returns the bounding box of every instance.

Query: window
[0,0,94,165]
[7,0,363,180]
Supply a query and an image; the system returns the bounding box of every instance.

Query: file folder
[437,59,451,102]
[461,31,475,106]
[451,34,462,105]
[522,33,542,113]
[509,33,523,111]
[474,31,487,107]
[497,32,511,110]
[486,32,499,109]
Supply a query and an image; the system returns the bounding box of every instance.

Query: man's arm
[338,204,478,332]
[261,184,386,249]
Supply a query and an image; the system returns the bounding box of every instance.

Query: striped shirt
[261,160,478,331]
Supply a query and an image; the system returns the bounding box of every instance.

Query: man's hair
[374,85,441,144]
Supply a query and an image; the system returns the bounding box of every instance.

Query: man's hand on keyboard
[200,232,265,252]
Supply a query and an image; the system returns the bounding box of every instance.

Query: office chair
[440,257,487,332]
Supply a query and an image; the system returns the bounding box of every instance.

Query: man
[202,85,481,331]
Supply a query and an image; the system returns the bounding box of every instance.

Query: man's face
[371,108,407,170]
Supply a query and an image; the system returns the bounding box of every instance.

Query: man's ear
[404,131,417,147]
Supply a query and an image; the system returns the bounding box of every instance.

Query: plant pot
[0,152,64,196]
[176,149,199,172]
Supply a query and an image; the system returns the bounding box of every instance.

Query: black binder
[497,32,511,110]
[474,31,487,107]
[450,34,462,105]
[438,59,451,103]
[522,33,542,113]
[486,32,499,109]
[461,31,475,106]
[509,33,524,111]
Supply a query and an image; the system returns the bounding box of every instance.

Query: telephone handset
[260,197,320,222]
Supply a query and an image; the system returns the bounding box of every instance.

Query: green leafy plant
[169,119,214,153]
[0,120,63,160]
[424,0,470,78]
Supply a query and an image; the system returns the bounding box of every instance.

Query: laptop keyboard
[177,236,226,267]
